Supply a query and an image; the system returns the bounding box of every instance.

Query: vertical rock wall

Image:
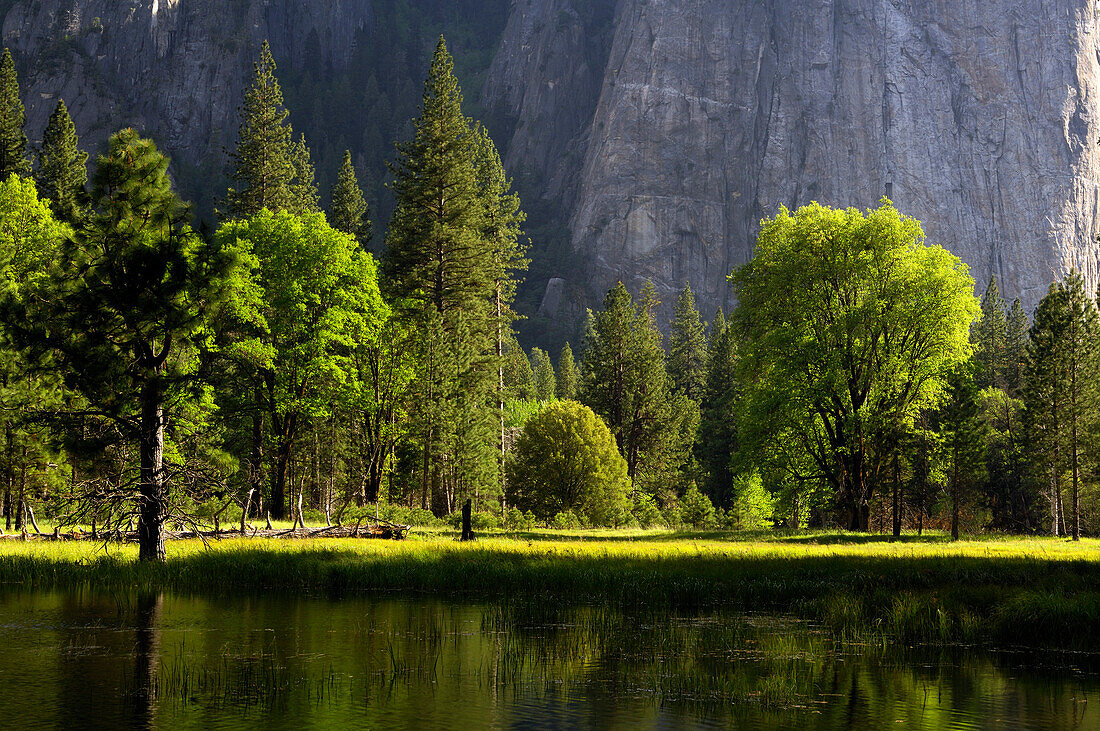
[487,0,1100,320]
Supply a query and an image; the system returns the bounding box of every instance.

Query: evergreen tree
[973,274,1008,390]
[1024,282,1069,536]
[503,336,536,400]
[531,347,556,401]
[1059,270,1098,540]
[579,282,673,488]
[329,149,372,246]
[471,122,527,504]
[556,342,578,400]
[0,49,30,180]
[16,129,255,560]
[35,99,87,224]
[1004,298,1029,396]
[938,361,987,540]
[385,37,517,513]
[227,41,297,219]
[698,309,739,508]
[668,284,707,402]
[289,133,319,214]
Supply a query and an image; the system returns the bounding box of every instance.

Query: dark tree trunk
[892,454,901,539]
[461,498,474,541]
[249,386,264,519]
[3,422,11,530]
[1071,364,1081,541]
[138,376,167,562]
[951,439,960,541]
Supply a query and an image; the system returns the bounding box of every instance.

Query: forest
[0,37,1098,562]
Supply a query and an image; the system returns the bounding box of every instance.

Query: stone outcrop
[2,0,373,178]
[485,0,1100,320]
[4,0,1098,327]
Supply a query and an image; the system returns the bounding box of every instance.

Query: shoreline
[1,529,1097,651]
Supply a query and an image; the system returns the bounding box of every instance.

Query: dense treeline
[0,40,1098,560]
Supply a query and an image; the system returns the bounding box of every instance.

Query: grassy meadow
[1,527,1099,650]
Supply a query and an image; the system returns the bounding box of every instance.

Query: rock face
[485,0,1100,320]
[4,0,1099,327]
[2,0,374,209]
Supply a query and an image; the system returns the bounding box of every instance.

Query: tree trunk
[3,422,11,530]
[461,498,474,541]
[15,445,27,531]
[138,376,167,562]
[1071,366,1081,541]
[249,386,264,519]
[496,282,506,513]
[891,453,901,539]
[951,438,960,541]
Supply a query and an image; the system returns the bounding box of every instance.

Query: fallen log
[0,522,411,542]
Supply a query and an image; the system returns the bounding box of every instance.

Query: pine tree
[1060,270,1098,540]
[939,361,986,541]
[385,37,515,513]
[289,133,319,215]
[697,309,739,508]
[1004,298,1029,396]
[227,41,297,219]
[973,274,1008,390]
[35,99,87,224]
[531,347,556,401]
[668,284,707,401]
[556,342,578,400]
[471,122,527,505]
[329,149,371,246]
[19,129,255,560]
[1024,282,1069,536]
[579,282,672,485]
[0,49,30,180]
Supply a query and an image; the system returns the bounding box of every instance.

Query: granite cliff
[4,0,1098,333]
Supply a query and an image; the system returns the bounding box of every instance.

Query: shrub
[503,506,537,530]
[680,483,716,528]
[632,493,662,528]
[507,400,631,526]
[551,510,581,530]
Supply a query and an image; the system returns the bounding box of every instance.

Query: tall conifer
[697,310,739,508]
[329,149,371,246]
[531,347,556,401]
[227,41,297,218]
[36,99,87,224]
[556,342,578,400]
[0,49,30,180]
[668,284,707,401]
[973,274,1008,390]
[385,37,517,512]
[289,133,319,214]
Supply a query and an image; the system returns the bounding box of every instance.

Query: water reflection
[0,590,1093,729]
[132,592,162,730]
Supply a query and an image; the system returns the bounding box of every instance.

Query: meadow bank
[0,529,1098,651]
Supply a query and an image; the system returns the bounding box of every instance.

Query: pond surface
[0,589,1094,729]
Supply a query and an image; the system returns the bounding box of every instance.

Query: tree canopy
[507,400,630,526]
[731,200,980,530]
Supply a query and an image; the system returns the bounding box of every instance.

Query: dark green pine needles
[228,41,315,218]
[329,149,372,246]
[36,99,88,223]
[0,49,31,180]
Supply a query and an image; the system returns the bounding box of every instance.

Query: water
[0,589,1094,729]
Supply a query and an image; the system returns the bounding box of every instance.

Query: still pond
[0,590,1093,729]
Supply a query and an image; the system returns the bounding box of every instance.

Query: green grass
[2,528,1100,649]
